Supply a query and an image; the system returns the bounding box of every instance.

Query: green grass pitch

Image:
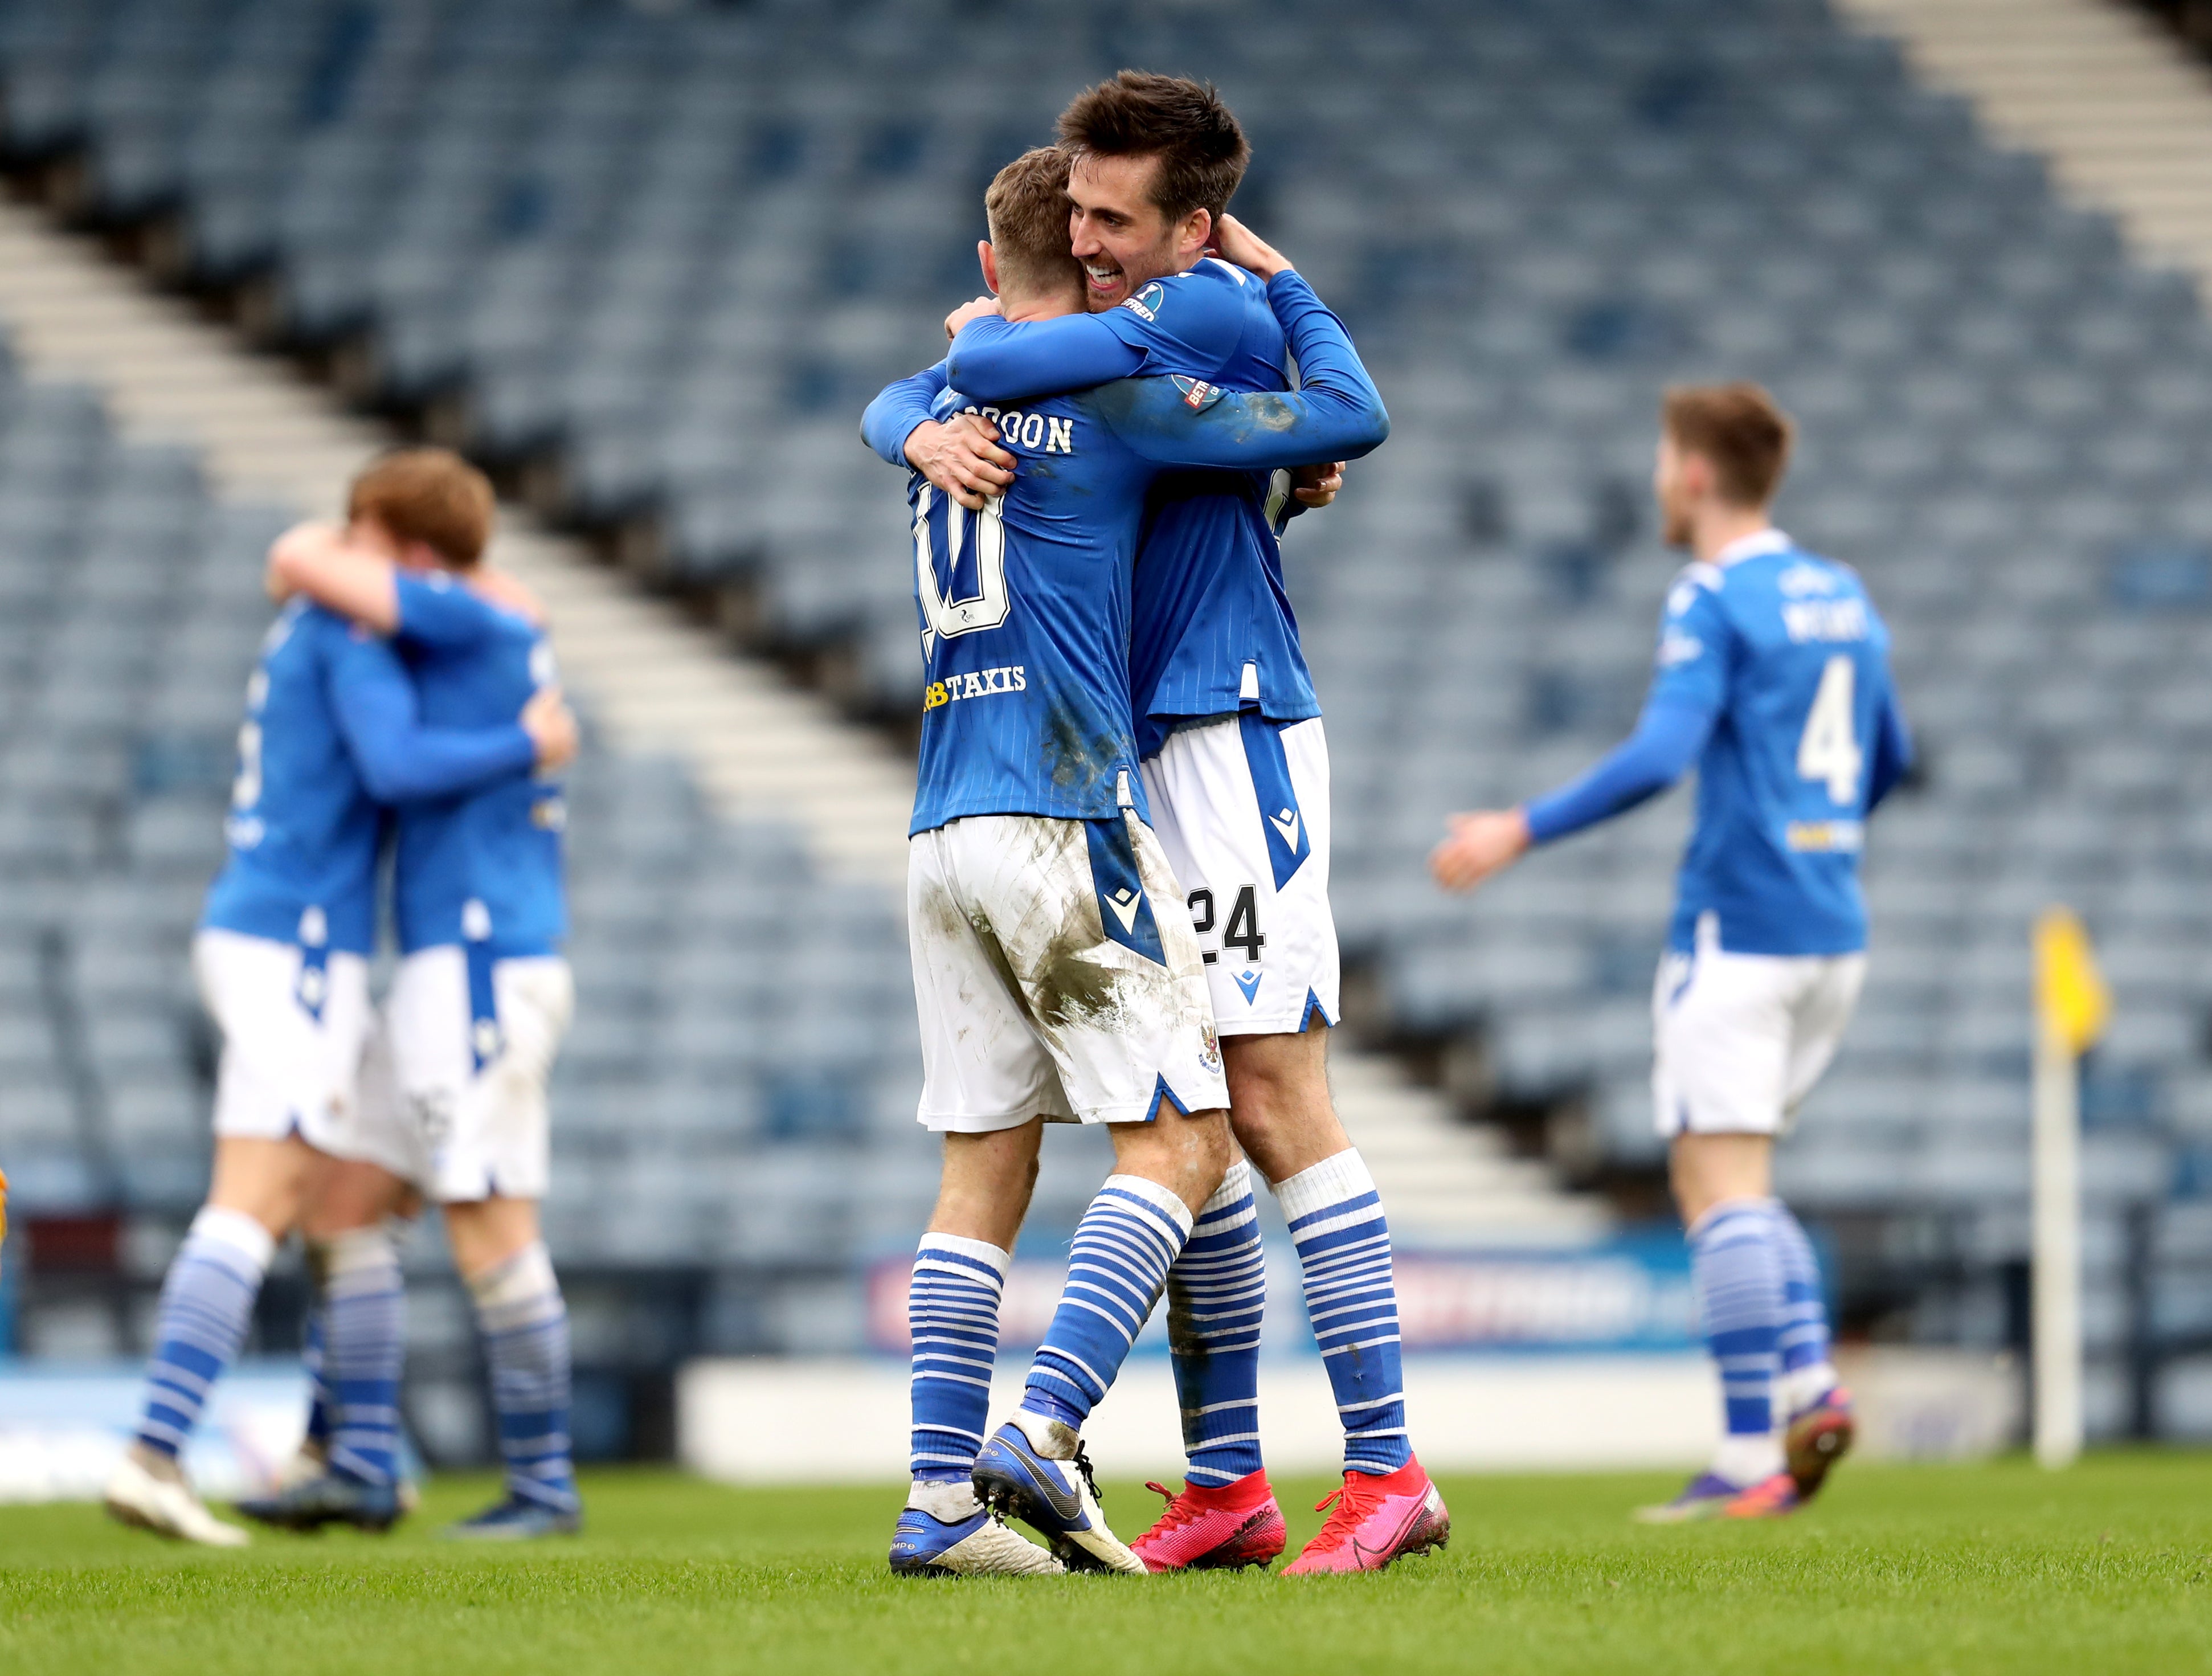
[3,1457,2209,1675]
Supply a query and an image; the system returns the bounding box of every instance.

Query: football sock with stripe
[1690,1197,1788,1485]
[1021,1174,1195,1433]
[909,1232,1011,1486]
[1278,1149,1412,1477]
[314,1227,405,1487]
[134,1204,275,1458]
[467,1241,578,1513]
[1166,1159,1266,1486]
[1770,1200,1840,1418]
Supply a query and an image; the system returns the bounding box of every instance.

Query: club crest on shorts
[1199,1021,1221,1074]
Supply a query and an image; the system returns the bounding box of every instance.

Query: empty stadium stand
[6,0,2212,1434]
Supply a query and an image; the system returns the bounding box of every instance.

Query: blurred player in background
[890,72,1447,1575]
[1431,384,1912,1522]
[236,451,587,1541]
[103,469,575,1547]
[859,148,1388,1576]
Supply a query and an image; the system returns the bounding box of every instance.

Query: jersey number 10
[914,487,1011,657]
[1797,653,1863,804]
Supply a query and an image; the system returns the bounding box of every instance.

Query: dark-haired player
[1433,385,1912,1522]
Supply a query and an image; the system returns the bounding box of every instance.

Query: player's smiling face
[1068,152,1209,313]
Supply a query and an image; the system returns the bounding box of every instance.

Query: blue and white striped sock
[1279,1149,1412,1477]
[1167,1159,1266,1486]
[316,1228,405,1487]
[1023,1174,1194,1431]
[1690,1198,1787,1485]
[468,1241,578,1513]
[909,1232,1009,1485]
[1770,1201,1839,1418]
[135,1205,274,1458]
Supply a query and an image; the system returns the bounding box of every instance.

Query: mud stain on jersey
[1040,698,1123,796]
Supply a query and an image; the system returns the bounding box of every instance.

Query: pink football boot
[1131,1470,1287,1572]
[1282,1459,1450,1575]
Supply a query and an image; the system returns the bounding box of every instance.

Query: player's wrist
[902,420,943,472]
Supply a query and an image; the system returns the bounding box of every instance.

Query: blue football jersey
[1649,531,1901,956]
[900,298,1388,837]
[388,573,567,959]
[947,261,1324,755]
[202,602,390,955]
[202,600,538,955]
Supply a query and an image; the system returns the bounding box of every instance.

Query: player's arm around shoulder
[266,521,400,632]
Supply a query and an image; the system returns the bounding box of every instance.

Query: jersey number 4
[1797,653,1863,804]
[914,486,1010,657]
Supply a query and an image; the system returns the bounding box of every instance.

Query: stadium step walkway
[0,197,1605,1244]
[1841,0,2212,279]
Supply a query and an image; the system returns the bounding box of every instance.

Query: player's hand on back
[1212,214,1293,281]
[905,411,1016,512]
[944,294,1004,340]
[1429,808,1532,892]
[1293,461,1346,509]
[521,685,579,774]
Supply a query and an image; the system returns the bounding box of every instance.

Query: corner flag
[2034,906,2109,1057]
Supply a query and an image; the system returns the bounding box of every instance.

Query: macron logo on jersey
[1121,281,1165,323]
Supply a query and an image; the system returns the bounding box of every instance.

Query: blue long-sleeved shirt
[864,266,1384,753]
[1520,532,1912,956]
[202,600,539,955]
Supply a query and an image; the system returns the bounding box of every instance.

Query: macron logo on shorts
[1268,807,1301,851]
[1105,886,1145,935]
[1233,969,1263,1005]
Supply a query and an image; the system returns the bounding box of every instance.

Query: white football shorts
[351,945,574,1203]
[1651,914,1867,1138]
[194,927,373,1155]
[1139,714,1339,1037]
[908,810,1227,1133]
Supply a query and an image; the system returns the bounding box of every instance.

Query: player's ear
[1184,206,1213,257]
[978,240,999,297]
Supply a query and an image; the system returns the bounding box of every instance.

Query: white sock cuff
[312,1226,399,1279]
[916,1231,1012,1278]
[190,1205,276,1273]
[1199,1158,1253,1216]
[466,1240,558,1310]
[1273,1148,1376,1223]
[1102,1173,1196,1238]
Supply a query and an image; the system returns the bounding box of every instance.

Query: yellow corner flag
[2035,906,2111,1057]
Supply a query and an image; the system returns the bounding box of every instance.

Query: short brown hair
[985,146,1083,300]
[1057,71,1249,226]
[1662,383,1794,507]
[347,447,496,567]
